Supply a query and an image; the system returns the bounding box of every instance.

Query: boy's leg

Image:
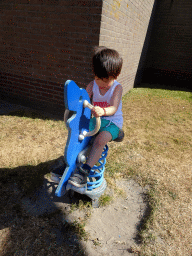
[68,131,112,187]
[86,131,112,168]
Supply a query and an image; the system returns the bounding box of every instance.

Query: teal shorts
[89,117,120,141]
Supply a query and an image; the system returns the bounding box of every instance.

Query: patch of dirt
[80,179,148,256]
[22,177,148,256]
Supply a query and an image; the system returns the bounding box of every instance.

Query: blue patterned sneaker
[68,166,90,188]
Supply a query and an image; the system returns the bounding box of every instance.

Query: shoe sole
[50,173,61,184]
[68,179,87,188]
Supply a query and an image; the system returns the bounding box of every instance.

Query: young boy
[68,46,123,188]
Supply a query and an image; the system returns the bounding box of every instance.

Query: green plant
[99,194,112,206]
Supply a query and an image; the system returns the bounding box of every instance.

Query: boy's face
[95,76,115,89]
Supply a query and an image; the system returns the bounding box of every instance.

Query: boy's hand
[92,106,105,117]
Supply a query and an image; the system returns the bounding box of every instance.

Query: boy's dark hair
[92,46,123,79]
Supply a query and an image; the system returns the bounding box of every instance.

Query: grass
[99,194,113,206]
[70,199,92,217]
[107,87,192,255]
[0,85,192,255]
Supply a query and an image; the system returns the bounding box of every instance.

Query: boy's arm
[105,84,123,116]
[86,81,94,100]
[93,84,123,117]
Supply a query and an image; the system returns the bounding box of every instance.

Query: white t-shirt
[92,80,123,129]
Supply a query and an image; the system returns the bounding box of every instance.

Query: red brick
[0,0,170,110]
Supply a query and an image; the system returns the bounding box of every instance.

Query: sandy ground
[22,177,148,256]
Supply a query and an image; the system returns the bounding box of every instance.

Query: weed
[99,194,112,206]
[70,200,92,213]
[70,221,89,241]
[78,200,92,211]
[93,239,101,246]
[70,203,78,213]
[168,191,178,200]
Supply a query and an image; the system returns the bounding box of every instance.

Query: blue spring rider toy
[54,80,124,207]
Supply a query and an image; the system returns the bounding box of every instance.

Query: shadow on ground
[0,157,90,256]
[135,82,192,92]
[0,99,64,121]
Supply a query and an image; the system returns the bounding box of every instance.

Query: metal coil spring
[87,145,108,191]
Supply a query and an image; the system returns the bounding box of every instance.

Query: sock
[82,164,91,172]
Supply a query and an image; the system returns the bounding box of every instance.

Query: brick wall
[142,0,192,89]
[99,0,155,92]
[0,0,155,113]
[0,0,102,113]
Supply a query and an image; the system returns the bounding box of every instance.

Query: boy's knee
[94,132,112,146]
